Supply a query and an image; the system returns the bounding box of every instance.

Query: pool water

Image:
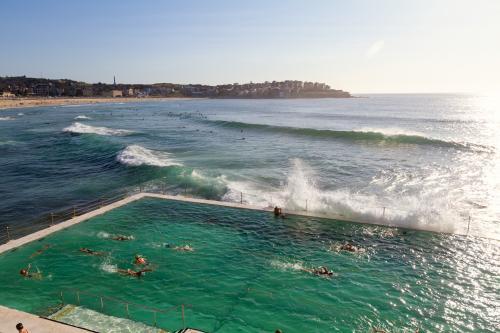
[0,198,498,332]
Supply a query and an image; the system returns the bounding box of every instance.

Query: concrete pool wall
[0,192,367,256]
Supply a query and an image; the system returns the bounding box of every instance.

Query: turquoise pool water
[0,198,498,332]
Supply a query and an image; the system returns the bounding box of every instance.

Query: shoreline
[0,97,197,110]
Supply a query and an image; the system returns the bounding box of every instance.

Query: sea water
[0,95,499,239]
[0,95,499,331]
[0,198,497,332]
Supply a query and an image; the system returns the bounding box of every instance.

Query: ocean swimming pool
[0,198,498,332]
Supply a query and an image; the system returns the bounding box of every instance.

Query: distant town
[0,76,351,99]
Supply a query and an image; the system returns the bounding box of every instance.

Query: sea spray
[222,158,459,233]
[99,259,117,273]
[270,259,306,272]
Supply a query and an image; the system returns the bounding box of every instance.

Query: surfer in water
[79,248,106,256]
[117,268,152,278]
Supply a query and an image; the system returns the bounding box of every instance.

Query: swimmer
[134,254,147,265]
[117,268,152,278]
[313,266,333,277]
[29,244,50,258]
[302,266,333,277]
[79,248,106,256]
[112,235,133,241]
[19,264,42,280]
[173,245,194,252]
[372,328,386,333]
[340,243,358,253]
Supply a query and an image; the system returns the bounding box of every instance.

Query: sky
[1,0,499,93]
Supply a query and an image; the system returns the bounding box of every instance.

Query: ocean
[0,95,499,332]
[0,94,498,239]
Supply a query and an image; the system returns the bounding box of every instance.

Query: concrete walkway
[0,305,91,333]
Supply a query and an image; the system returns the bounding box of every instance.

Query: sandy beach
[0,97,195,110]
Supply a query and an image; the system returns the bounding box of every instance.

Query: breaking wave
[116,145,182,167]
[75,115,92,120]
[222,159,463,234]
[63,122,133,136]
[208,120,491,152]
[0,116,14,121]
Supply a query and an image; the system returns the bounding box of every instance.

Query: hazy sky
[1,0,499,93]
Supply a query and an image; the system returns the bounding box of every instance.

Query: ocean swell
[63,122,133,136]
[208,120,491,151]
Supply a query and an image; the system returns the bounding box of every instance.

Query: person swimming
[313,266,333,276]
[19,264,43,280]
[112,235,133,241]
[117,268,152,278]
[301,266,333,277]
[173,245,194,252]
[340,243,358,253]
[134,254,147,265]
[29,244,51,258]
[79,248,106,256]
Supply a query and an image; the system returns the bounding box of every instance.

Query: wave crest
[116,145,181,167]
[63,122,133,136]
[209,120,491,152]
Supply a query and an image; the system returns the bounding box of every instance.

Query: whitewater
[0,94,499,239]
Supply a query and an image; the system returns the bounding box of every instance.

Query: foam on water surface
[63,122,134,136]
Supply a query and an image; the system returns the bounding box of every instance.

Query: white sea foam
[75,115,91,120]
[99,259,117,273]
[63,122,133,136]
[270,259,305,271]
[116,145,181,167]
[222,159,460,234]
[355,127,426,137]
[17,112,24,116]
[97,231,110,239]
[0,116,14,121]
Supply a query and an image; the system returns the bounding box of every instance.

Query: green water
[0,198,498,332]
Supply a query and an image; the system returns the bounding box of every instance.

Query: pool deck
[0,305,92,333]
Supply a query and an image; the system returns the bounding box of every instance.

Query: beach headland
[0,97,196,110]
